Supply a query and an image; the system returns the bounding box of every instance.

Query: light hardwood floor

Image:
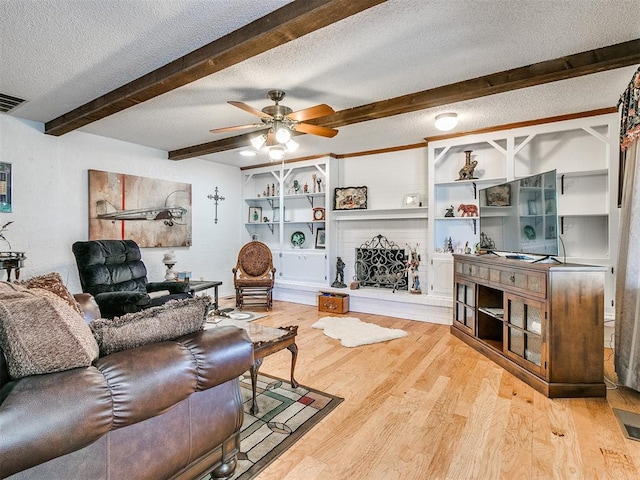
[221,298,640,479]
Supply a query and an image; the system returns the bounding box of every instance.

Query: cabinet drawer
[456,260,489,281]
[491,267,546,298]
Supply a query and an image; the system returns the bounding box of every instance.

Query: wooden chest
[318,292,350,313]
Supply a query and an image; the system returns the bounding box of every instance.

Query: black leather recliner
[72,239,191,318]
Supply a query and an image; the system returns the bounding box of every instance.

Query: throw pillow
[0,283,99,379]
[19,272,82,314]
[90,295,211,356]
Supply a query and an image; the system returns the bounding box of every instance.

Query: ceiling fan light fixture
[275,127,291,144]
[285,139,299,152]
[268,146,285,161]
[250,134,267,150]
[435,112,458,131]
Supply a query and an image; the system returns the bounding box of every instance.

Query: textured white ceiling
[1,0,639,168]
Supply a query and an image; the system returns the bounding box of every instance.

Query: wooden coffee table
[214,318,298,414]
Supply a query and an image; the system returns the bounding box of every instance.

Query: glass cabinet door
[454,281,475,335]
[505,294,546,377]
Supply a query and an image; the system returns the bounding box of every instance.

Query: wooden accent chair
[232,241,276,310]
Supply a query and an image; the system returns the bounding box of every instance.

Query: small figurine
[406,244,421,294]
[317,177,322,193]
[446,237,454,253]
[444,205,455,217]
[304,182,309,193]
[312,174,317,193]
[457,150,478,181]
[293,180,300,194]
[332,257,347,288]
[266,184,270,197]
[272,183,275,197]
[464,241,472,254]
[457,204,478,217]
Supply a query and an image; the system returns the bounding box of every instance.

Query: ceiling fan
[209,90,339,152]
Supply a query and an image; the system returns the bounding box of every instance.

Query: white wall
[0,114,242,297]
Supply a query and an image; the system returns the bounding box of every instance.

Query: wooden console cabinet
[452,254,606,397]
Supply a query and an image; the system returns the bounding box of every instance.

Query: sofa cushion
[90,296,211,356]
[0,283,100,379]
[19,272,82,314]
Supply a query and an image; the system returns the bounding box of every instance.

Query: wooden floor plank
[218,298,640,479]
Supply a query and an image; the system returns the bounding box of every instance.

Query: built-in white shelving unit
[427,112,619,319]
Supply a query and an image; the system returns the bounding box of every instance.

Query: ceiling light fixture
[239,150,257,157]
[268,146,286,161]
[275,126,291,143]
[435,112,458,131]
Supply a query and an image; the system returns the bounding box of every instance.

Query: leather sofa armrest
[147,281,191,295]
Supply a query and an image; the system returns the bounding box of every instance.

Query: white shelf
[434,177,507,187]
[332,206,428,221]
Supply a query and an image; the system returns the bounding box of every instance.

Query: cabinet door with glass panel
[454,280,476,336]
[504,294,547,377]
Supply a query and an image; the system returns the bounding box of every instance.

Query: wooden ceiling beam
[168,38,640,160]
[44,0,386,136]
[312,39,640,129]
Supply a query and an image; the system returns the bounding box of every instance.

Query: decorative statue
[457,150,478,180]
[293,180,300,194]
[332,257,347,288]
[312,174,317,193]
[457,203,478,217]
[446,237,454,253]
[444,205,455,217]
[405,244,421,294]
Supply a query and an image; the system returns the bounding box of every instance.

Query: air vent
[614,408,640,441]
[0,93,27,113]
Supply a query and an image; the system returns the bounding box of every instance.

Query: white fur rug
[312,316,408,348]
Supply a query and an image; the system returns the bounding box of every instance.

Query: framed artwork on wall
[88,169,192,247]
[0,163,12,213]
[334,186,368,210]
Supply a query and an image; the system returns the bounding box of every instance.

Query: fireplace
[355,234,407,291]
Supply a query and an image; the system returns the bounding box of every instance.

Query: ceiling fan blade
[228,101,272,119]
[294,122,339,138]
[209,123,262,134]
[287,104,335,122]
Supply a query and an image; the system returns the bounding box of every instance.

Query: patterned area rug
[225,373,343,480]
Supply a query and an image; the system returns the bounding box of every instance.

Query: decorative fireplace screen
[355,234,407,291]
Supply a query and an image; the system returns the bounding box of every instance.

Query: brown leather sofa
[0,294,254,480]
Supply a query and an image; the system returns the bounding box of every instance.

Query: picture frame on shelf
[334,186,368,210]
[273,207,280,222]
[248,206,262,223]
[402,193,422,208]
[315,228,326,249]
[528,200,538,215]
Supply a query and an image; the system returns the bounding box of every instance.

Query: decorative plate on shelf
[290,231,306,248]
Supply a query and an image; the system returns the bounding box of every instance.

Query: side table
[187,280,222,311]
[213,318,298,415]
